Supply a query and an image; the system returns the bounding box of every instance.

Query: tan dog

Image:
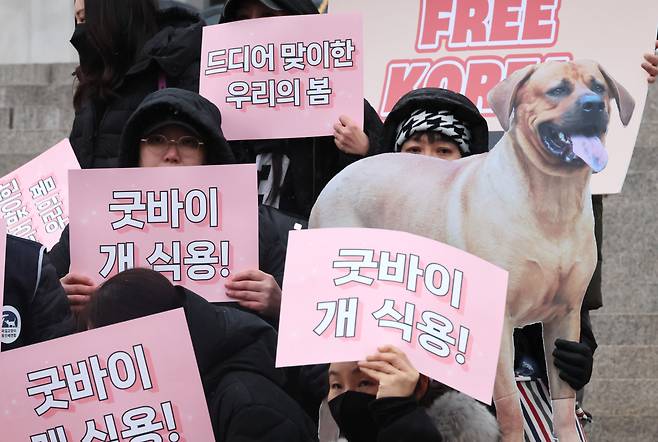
[310,60,634,441]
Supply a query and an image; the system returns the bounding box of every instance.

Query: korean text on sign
[200,13,364,140]
[0,139,79,248]
[69,165,259,303]
[0,309,215,441]
[276,228,509,403]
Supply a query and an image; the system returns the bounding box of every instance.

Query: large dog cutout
[309,60,634,441]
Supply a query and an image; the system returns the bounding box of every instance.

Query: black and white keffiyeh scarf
[395,109,472,154]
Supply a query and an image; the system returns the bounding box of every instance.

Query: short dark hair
[87,268,183,328]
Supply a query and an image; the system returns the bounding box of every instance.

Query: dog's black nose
[578,94,605,114]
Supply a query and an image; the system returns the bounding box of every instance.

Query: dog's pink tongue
[571,136,608,173]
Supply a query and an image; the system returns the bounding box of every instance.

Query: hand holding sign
[358,345,421,399]
[60,272,98,316]
[225,269,282,318]
[334,115,370,156]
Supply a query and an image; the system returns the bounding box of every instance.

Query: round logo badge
[1,305,21,344]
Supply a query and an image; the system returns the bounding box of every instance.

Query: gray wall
[0,0,210,65]
[0,0,77,64]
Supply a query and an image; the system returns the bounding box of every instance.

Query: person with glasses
[49,88,299,327]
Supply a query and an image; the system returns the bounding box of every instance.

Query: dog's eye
[547,87,567,97]
[592,83,605,94]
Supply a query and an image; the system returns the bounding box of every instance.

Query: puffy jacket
[70,7,204,169]
[382,87,490,155]
[177,286,318,441]
[2,236,75,351]
[334,391,499,442]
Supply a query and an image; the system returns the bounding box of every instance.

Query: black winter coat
[232,100,384,219]
[370,397,443,442]
[177,287,317,441]
[70,7,204,169]
[2,236,75,351]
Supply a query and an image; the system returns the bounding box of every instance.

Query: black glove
[552,338,593,391]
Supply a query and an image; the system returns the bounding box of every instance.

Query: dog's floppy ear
[598,64,635,126]
[488,65,536,131]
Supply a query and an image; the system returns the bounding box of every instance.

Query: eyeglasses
[140,134,204,154]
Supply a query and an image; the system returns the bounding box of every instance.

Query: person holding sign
[3,236,75,351]
[69,0,204,169]
[87,268,318,442]
[220,0,385,219]
[327,346,499,442]
[51,88,294,323]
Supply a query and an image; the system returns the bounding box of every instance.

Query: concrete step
[0,129,68,156]
[599,282,658,314]
[590,313,658,346]
[585,416,658,442]
[0,108,10,130]
[593,345,658,379]
[1,105,75,131]
[0,153,43,177]
[0,63,77,87]
[0,85,73,108]
[586,378,658,417]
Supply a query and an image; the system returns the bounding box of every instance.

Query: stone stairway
[0,63,657,440]
[585,85,658,441]
[0,63,75,176]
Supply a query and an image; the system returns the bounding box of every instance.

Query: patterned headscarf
[395,109,472,154]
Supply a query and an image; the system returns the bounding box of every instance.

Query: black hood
[127,6,204,78]
[177,287,286,392]
[221,0,318,23]
[382,88,489,155]
[119,88,235,167]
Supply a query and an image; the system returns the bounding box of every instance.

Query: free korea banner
[276,228,509,403]
[331,0,658,194]
[0,139,80,248]
[69,164,258,302]
[200,13,364,140]
[0,309,215,441]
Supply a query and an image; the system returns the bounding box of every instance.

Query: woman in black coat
[69,0,203,168]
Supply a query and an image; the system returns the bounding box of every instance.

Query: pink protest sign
[200,13,364,140]
[0,221,6,325]
[0,139,79,248]
[0,308,215,440]
[69,164,258,302]
[276,228,509,403]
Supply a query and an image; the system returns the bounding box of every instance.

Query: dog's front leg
[543,310,581,442]
[494,317,524,442]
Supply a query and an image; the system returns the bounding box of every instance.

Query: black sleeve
[47,225,70,278]
[174,59,201,92]
[25,250,76,344]
[370,396,443,442]
[223,405,318,442]
[258,207,286,288]
[583,195,603,310]
[363,99,385,155]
